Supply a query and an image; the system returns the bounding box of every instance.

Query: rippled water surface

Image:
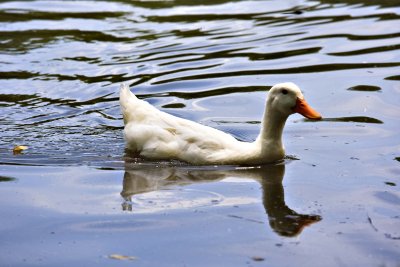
[0,0,399,266]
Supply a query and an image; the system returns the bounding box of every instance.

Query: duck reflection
[121,162,321,237]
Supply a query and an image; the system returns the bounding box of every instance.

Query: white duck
[120,83,321,165]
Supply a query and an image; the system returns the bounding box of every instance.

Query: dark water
[0,0,399,266]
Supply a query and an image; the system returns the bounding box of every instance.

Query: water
[0,0,399,266]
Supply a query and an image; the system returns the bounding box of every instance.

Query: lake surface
[0,0,399,266]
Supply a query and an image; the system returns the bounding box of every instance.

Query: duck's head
[268,82,321,120]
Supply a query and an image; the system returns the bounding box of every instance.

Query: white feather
[119,83,320,165]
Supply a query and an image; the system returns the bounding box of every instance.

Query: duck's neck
[257,106,288,150]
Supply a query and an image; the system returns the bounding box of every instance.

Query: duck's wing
[120,84,243,162]
[120,83,234,140]
[120,84,205,132]
[134,117,242,164]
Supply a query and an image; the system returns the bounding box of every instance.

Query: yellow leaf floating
[108,254,137,261]
[13,145,28,154]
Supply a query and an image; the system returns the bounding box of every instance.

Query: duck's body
[120,83,321,165]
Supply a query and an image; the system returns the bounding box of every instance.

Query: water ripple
[0,0,399,166]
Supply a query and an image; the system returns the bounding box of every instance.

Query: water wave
[0,0,399,166]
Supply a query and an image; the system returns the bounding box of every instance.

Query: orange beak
[293,98,322,120]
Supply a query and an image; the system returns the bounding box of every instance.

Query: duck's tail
[119,83,138,125]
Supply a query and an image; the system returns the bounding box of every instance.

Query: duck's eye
[281,89,288,95]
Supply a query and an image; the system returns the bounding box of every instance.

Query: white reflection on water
[3,162,321,237]
[121,162,321,237]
